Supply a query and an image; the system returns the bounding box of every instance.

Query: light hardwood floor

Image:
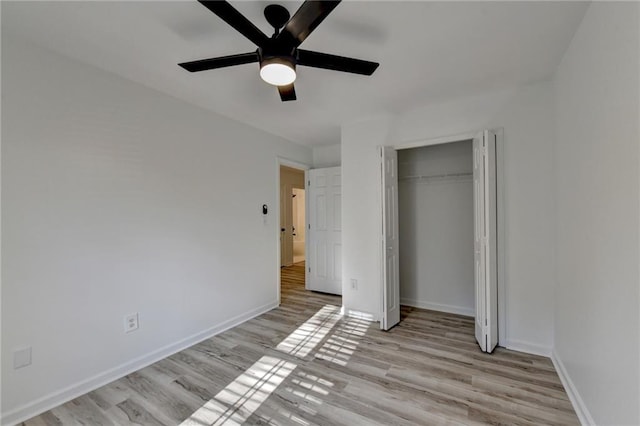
[23,262,578,425]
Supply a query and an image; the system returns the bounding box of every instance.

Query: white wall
[398,141,474,316]
[312,144,341,168]
[342,115,394,319]
[553,2,640,425]
[1,36,311,423]
[342,81,556,355]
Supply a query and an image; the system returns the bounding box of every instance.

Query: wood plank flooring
[23,262,578,425]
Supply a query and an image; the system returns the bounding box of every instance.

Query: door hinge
[308,224,311,230]
[308,267,311,273]
[308,180,310,186]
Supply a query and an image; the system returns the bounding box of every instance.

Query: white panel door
[307,167,342,295]
[380,146,400,331]
[473,130,498,353]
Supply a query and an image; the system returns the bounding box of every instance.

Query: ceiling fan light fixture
[179,1,380,101]
[259,57,296,86]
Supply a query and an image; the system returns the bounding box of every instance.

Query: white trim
[394,131,476,151]
[276,157,310,305]
[278,158,310,172]
[495,129,507,347]
[503,339,551,357]
[400,298,474,317]
[551,349,596,426]
[304,169,310,290]
[0,0,3,409]
[377,146,384,329]
[1,301,278,426]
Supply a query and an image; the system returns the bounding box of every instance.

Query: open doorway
[280,165,306,300]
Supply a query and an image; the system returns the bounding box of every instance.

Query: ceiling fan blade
[179,52,259,72]
[278,84,297,102]
[277,0,341,47]
[297,49,379,75]
[197,0,269,47]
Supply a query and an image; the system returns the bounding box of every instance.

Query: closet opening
[382,130,503,351]
[397,140,475,318]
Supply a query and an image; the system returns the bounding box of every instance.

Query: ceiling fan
[178,0,380,102]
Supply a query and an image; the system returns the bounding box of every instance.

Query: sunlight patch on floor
[282,370,336,416]
[253,406,311,426]
[315,316,369,366]
[179,356,296,426]
[180,304,344,425]
[276,304,342,358]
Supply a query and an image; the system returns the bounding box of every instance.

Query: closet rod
[399,172,473,181]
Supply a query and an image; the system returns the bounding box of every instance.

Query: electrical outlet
[124,313,139,333]
[351,279,358,290]
[13,347,32,369]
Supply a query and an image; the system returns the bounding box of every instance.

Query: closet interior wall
[398,140,475,316]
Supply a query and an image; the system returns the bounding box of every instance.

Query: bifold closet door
[380,146,400,331]
[473,130,498,353]
[307,167,342,295]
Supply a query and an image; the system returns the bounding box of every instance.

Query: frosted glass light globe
[260,62,296,86]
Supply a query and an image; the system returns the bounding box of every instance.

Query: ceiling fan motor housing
[258,46,297,72]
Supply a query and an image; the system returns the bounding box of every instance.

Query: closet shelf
[399,172,473,182]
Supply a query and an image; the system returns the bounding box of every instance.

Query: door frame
[276,157,310,306]
[391,129,506,345]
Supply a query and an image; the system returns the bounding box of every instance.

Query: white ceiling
[2,1,589,146]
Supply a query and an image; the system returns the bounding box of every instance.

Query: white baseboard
[1,301,279,426]
[400,298,474,317]
[551,349,595,426]
[503,339,551,357]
